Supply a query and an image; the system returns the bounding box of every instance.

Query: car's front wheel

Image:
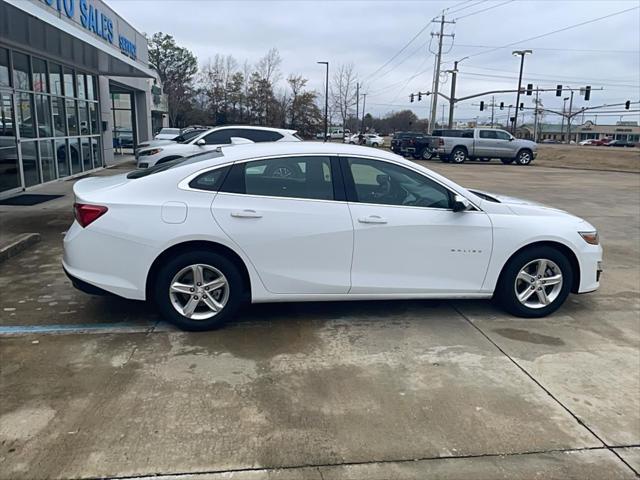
[155,251,245,331]
[495,246,573,318]
[515,149,534,165]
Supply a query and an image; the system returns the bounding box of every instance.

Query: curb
[0,233,41,262]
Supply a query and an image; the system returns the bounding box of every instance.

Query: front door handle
[231,209,262,218]
[358,215,387,224]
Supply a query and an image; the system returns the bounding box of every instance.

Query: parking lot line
[0,321,160,336]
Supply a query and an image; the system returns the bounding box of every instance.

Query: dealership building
[0,0,167,197]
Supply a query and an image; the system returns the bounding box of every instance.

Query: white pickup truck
[435,128,537,165]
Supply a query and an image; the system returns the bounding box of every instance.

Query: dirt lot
[0,159,638,479]
[534,144,640,172]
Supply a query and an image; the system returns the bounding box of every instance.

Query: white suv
[136,126,301,168]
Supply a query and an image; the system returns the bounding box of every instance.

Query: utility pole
[317,61,329,142]
[355,82,360,131]
[566,89,574,144]
[441,104,445,126]
[533,86,540,142]
[361,93,367,132]
[560,96,568,142]
[429,15,455,133]
[490,95,495,128]
[507,105,512,129]
[511,50,532,134]
[447,60,458,128]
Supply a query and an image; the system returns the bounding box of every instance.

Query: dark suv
[390,132,423,154]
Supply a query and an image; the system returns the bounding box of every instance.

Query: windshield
[126,150,224,179]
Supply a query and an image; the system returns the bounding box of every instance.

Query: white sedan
[346,134,385,147]
[63,143,602,331]
[136,126,301,168]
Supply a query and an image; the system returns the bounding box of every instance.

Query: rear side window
[220,156,334,201]
[203,130,233,145]
[188,166,231,191]
[239,129,284,142]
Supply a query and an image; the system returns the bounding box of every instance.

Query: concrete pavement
[0,160,638,479]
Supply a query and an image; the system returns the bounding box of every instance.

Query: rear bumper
[63,266,112,296]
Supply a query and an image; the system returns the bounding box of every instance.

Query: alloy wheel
[514,258,563,309]
[518,152,532,165]
[169,264,229,320]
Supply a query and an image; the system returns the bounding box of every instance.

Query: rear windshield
[126,150,224,179]
[159,128,180,135]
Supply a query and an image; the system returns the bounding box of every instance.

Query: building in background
[520,121,640,143]
[0,0,163,197]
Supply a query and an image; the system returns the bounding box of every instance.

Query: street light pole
[511,49,532,135]
[317,61,329,142]
[560,96,569,142]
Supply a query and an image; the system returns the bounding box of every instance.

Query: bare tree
[331,63,359,131]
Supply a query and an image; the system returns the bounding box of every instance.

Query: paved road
[1,161,638,479]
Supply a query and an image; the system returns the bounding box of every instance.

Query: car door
[494,130,516,157]
[475,129,498,157]
[212,155,353,294]
[341,156,493,294]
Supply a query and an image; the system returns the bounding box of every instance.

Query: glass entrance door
[0,90,20,194]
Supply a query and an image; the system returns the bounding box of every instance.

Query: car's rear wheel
[421,148,435,160]
[155,251,245,331]
[495,246,573,318]
[450,147,467,164]
[371,142,379,147]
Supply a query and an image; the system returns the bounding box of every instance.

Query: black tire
[154,250,246,331]
[450,147,467,164]
[495,246,573,318]
[515,149,534,165]
[501,158,515,165]
[371,142,379,147]
[420,148,434,160]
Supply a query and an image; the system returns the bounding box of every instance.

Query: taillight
[438,138,444,146]
[74,203,108,228]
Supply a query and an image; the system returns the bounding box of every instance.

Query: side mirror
[196,138,206,146]
[509,137,514,141]
[452,194,471,212]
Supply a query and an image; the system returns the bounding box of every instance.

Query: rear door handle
[231,209,262,218]
[358,215,387,224]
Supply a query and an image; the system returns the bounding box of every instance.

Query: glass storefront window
[0,48,9,87]
[78,101,89,135]
[88,102,98,134]
[0,91,20,193]
[91,137,101,168]
[76,73,86,99]
[66,99,78,136]
[70,138,81,174]
[32,57,48,93]
[63,67,74,97]
[12,52,31,90]
[40,140,56,182]
[51,96,66,136]
[21,141,40,187]
[112,93,131,109]
[86,75,96,100]
[17,92,35,138]
[49,63,63,96]
[57,140,69,177]
[80,138,92,171]
[35,94,53,138]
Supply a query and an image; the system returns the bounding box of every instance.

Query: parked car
[135,128,209,159]
[64,142,602,331]
[540,139,559,144]
[579,139,598,146]
[606,140,636,148]
[436,128,537,165]
[592,138,614,146]
[154,128,181,140]
[400,133,440,160]
[113,128,134,148]
[346,133,385,147]
[136,126,301,168]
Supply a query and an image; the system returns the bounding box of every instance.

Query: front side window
[203,130,233,145]
[221,156,334,201]
[495,130,511,141]
[346,158,452,209]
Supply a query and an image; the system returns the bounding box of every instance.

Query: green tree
[148,32,198,127]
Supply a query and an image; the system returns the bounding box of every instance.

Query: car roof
[203,125,296,134]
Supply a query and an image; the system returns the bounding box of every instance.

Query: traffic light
[526,84,533,96]
[499,102,504,110]
[584,85,591,101]
[480,101,484,111]
[418,92,422,101]
[625,100,631,110]
[556,84,563,97]
[410,93,414,103]
[519,103,524,111]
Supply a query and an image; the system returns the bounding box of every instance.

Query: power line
[462,64,640,84]
[463,6,640,60]
[453,44,639,54]
[364,22,431,81]
[446,0,487,15]
[455,0,514,20]
[460,71,640,89]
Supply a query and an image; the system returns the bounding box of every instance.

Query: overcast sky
[111,0,639,125]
